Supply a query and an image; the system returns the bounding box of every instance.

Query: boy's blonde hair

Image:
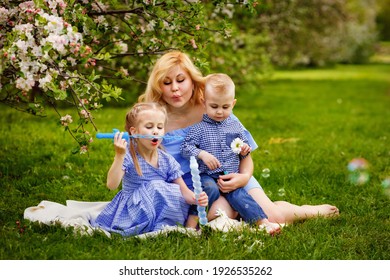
[139,50,205,105]
[204,73,235,98]
[125,102,168,176]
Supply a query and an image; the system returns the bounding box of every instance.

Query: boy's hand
[196,191,208,207]
[240,143,251,156]
[114,132,127,155]
[198,151,221,170]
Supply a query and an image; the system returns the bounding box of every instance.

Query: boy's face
[204,91,236,122]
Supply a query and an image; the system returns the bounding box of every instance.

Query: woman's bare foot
[301,204,339,218]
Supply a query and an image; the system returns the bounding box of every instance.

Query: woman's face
[160,66,194,109]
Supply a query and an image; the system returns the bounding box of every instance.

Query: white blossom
[38,73,53,91]
[15,74,35,92]
[230,138,244,154]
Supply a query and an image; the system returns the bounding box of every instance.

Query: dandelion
[230,138,244,154]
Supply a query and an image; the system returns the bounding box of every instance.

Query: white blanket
[24,200,255,238]
[24,200,111,237]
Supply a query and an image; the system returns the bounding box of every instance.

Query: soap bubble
[347,158,370,185]
[347,158,369,172]
[261,168,270,178]
[278,188,286,197]
[382,177,390,198]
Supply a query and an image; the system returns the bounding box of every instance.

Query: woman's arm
[217,154,253,193]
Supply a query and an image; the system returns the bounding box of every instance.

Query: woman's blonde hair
[125,102,168,176]
[138,50,205,106]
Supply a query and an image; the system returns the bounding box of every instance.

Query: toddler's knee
[203,182,220,197]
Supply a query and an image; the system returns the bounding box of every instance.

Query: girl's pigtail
[128,138,143,176]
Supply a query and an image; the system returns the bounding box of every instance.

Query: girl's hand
[196,191,208,207]
[217,172,250,193]
[114,132,127,155]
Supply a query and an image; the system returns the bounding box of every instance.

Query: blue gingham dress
[93,149,189,236]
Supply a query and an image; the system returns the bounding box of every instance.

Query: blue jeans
[200,173,268,223]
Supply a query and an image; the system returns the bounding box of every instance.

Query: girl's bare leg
[185,214,199,228]
[248,188,339,224]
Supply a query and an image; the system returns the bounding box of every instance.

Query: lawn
[0,63,389,260]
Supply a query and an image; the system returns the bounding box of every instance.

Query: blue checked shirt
[181,114,251,175]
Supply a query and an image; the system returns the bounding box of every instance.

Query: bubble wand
[96,129,183,141]
[190,156,208,225]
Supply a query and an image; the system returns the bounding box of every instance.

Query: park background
[0,0,389,260]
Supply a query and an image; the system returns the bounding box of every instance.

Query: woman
[138,50,339,225]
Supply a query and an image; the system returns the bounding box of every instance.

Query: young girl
[92,102,208,236]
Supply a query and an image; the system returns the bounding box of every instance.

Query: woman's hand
[217,172,251,193]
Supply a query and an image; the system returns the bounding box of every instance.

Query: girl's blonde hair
[138,50,205,106]
[125,102,168,176]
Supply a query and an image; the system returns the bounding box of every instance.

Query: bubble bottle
[190,156,208,225]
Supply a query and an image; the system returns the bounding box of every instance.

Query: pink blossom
[80,109,90,119]
[190,38,198,49]
[80,145,88,154]
[60,114,73,126]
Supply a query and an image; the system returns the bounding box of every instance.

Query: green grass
[1,63,390,260]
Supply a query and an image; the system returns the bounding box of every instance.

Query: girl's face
[160,66,194,109]
[130,109,166,151]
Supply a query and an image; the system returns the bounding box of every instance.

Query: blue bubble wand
[96,129,183,141]
[190,156,208,225]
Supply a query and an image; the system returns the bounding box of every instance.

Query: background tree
[250,0,378,68]
[0,0,260,153]
[0,0,383,153]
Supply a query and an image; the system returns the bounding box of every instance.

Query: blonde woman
[139,51,339,226]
